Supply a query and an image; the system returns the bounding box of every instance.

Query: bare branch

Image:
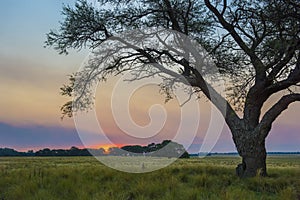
[267,41,300,82]
[258,93,300,139]
[204,0,267,83]
[221,0,227,16]
[264,52,300,95]
[209,33,231,54]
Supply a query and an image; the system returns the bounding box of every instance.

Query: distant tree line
[34,146,103,156]
[0,147,100,157]
[190,152,300,157]
[120,140,189,158]
[0,140,189,158]
[0,148,27,156]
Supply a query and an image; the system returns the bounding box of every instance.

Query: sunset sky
[0,0,299,153]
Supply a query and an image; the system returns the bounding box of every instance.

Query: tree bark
[234,129,267,178]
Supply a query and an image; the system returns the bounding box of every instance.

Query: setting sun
[94,144,123,152]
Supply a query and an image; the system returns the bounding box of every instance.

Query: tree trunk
[234,131,267,178]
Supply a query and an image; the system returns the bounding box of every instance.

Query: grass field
[0,155,299,200]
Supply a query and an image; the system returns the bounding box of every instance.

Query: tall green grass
[0,156,299,200]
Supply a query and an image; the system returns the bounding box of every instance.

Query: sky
[0,0,299,153]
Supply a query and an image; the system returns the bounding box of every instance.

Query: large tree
[46,0,300,177]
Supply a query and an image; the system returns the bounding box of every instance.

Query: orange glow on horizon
[91,144,124,152]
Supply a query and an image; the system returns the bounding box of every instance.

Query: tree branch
[258,93,300,139]
[264,52,300,95]
[221,0,227,16]
[267,40,300,82]
[163,0,182,32]
[108,34,243,132]
[204,0,266,84]
[190,68,242,134]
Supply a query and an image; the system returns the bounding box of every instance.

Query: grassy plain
[0,155,299,200]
